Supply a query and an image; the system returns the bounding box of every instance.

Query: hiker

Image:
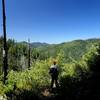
[49,61,59,89]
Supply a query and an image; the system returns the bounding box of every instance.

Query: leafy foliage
[0,37,100,99]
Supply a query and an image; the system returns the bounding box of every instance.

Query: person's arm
[49,68,51,74]
[49,66,52,74]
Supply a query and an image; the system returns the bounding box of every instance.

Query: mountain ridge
[18,38,100,48]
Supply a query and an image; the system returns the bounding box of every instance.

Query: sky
[0,0,100,44]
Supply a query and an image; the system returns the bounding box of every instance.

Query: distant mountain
[18,38,100,62]
[18,41,49,48]
[35,38,100,62]
[19,38,100,48]
[30,42,49,48]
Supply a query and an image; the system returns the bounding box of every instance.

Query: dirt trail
[39,88,60,100]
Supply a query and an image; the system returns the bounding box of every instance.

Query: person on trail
[49,61,59,89]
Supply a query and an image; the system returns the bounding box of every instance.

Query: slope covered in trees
[32,38,100,62]
[0,37,100,100]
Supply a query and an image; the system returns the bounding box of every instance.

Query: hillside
[0,37,100,100]
[34,38,100,62]
[7,38,100,63]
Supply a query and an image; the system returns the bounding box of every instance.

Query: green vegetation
[0,36,100,100]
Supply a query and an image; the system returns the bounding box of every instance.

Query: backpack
[49,65,58,76]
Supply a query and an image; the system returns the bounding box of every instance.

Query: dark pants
[51,75,59,88]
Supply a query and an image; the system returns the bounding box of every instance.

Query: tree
[2,0,8,84]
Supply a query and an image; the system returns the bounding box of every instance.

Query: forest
[0,36,100,100]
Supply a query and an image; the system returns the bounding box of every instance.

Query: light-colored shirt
[50,64,58,69]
